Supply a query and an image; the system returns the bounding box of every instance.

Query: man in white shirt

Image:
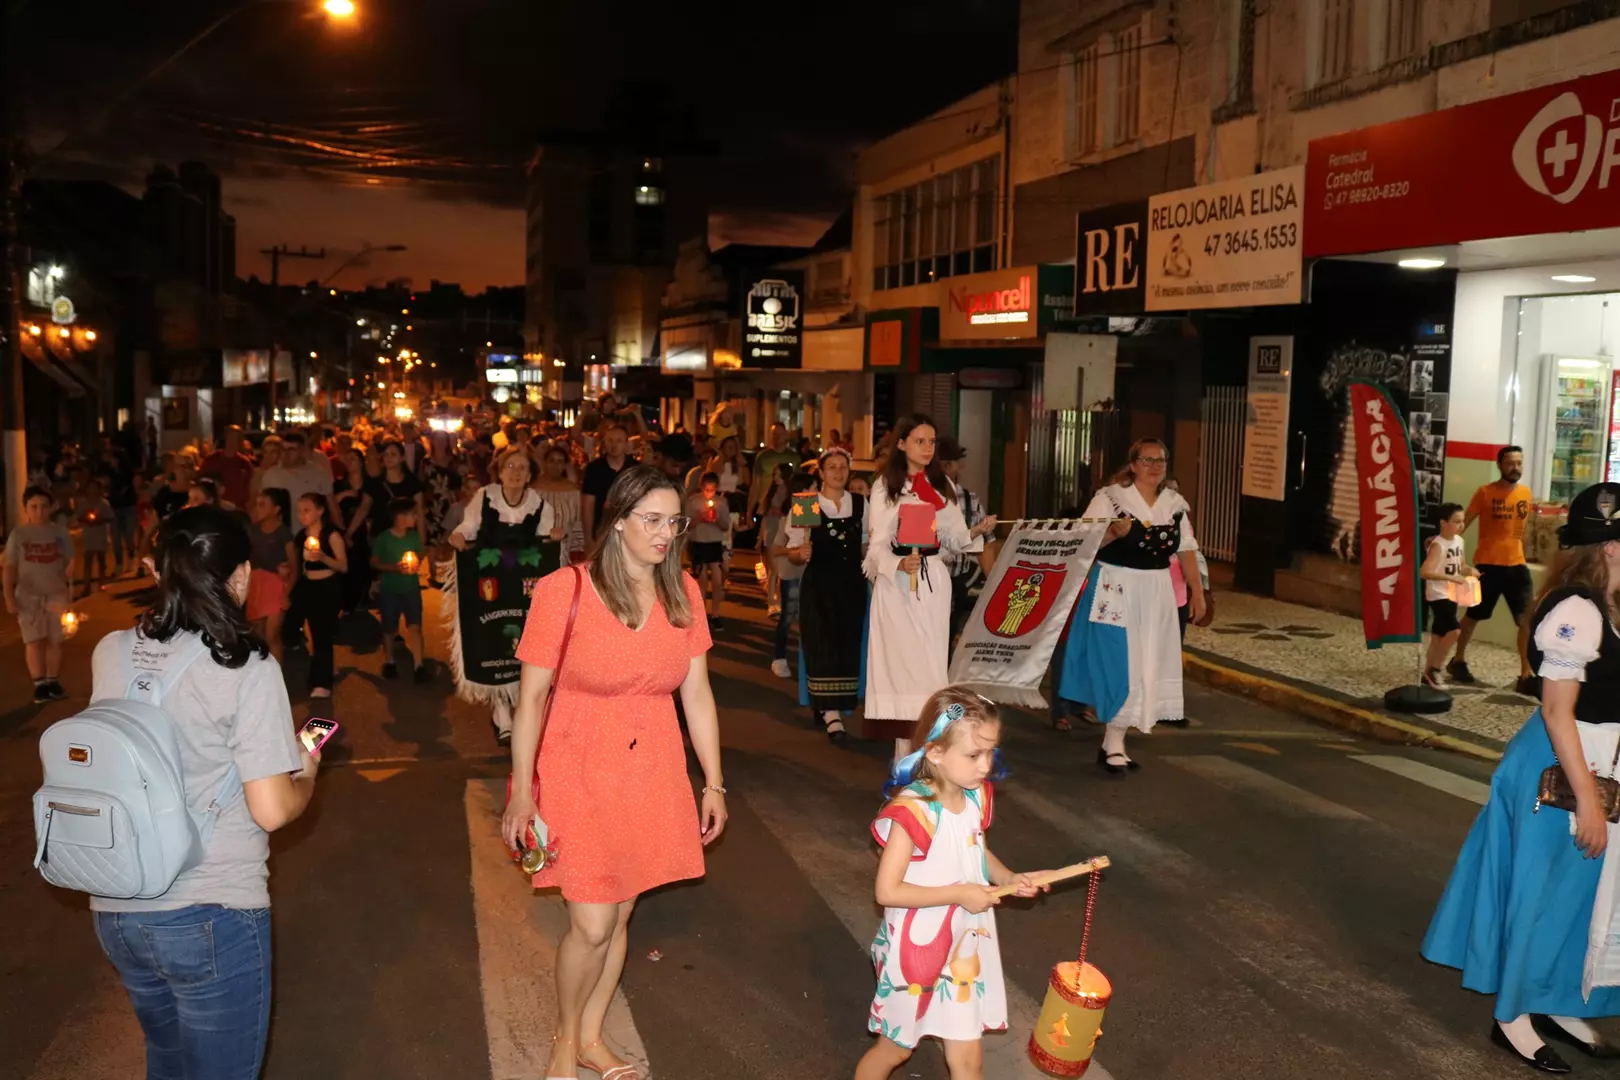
[258,432,338,523]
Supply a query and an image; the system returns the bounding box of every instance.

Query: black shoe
[1097,749,1139,775]
[709,616,725,631]
[382,661,398,679]
[413,664,431,684]
[43,680,67,701]
[494,723,511,748]
[1516,675,1543,698]
[33,683,51,703]
[821,713,847,742]
[1492,1023,1572,1073]
[1533,1015,1620,1059]
[1158,717,1190,727]
[1446,659,1478,685]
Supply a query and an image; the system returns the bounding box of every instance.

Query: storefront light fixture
[56,327,69,339]
[85,330,97,342]
[1552,274,1598,283]
[48,265,64,279]
[27,323,41,335]
[1397,257,1446,270]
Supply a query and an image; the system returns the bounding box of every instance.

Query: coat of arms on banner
[982,561,1067,638]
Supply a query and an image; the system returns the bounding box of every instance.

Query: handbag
[507,564,585,871]
[1536,736,1620,824]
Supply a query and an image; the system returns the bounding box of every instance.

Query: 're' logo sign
[1512,92,1603,204]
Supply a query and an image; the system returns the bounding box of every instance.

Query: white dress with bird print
[867,781,1009,1048]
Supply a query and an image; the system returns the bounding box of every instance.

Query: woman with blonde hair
[1424,482,1620,1072]
[1056,438,1204,775]
[502,464,726,1080]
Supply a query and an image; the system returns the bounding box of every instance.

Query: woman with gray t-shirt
[89,505,321,1078]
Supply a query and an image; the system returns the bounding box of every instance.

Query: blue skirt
[1422,711,1620,1020]
[1055,571,1129,724]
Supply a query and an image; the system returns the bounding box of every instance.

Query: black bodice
[808,494,866,568]
[1529,586,1620,725]
[1096,513,1183,570]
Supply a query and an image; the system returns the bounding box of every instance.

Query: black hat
[936,435,968,462]
[1558,482,1620,548]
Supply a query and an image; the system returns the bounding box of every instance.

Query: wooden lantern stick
[908,545,919,594]
[988,854,1110,899]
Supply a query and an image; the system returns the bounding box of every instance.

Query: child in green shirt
[371,497,429,682]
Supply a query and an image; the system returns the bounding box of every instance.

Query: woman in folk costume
[1058,438,1205,775]
[864,415,998,758]
[794,447,869,741]
[1423,482,1620,1074]
[859,688,1047,1080]
[446,447,560,746]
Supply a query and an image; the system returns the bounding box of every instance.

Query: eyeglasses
[1135,456,1169,466]
[628,511,690,536]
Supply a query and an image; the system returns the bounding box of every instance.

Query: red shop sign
[1305,69,1620,257]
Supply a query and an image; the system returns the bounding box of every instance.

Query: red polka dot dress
[515,566,712,903]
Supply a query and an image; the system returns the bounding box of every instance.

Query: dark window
[872,156,1000,290]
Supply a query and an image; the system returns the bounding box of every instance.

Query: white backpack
[33,632,241,899]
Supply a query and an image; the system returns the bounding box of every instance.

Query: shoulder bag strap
[554,565,585,680]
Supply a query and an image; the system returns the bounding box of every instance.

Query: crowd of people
[26,389,1620,1080]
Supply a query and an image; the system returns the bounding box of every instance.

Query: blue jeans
[94,905,273,1080]
[774,578,800,660]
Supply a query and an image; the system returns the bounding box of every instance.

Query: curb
[1182,651,1504,763]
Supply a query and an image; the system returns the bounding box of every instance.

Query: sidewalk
[1184,590,1531,754]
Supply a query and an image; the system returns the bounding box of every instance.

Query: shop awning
[25,348,96,397]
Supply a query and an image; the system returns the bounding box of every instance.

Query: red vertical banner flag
[1349,379,1423,648]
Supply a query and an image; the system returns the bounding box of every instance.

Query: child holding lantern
[864,414,996,758]
[859,687,1047,1080]
[372,496,430,682]
[75,477,114,593]
[3,486,74,702]
[686,471,732,629]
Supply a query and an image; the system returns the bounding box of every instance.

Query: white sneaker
[310,687,331,699]
[770,658,792,679]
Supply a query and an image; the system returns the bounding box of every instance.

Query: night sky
[18,0,1018,290]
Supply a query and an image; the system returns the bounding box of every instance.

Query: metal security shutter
[912,374,957,433]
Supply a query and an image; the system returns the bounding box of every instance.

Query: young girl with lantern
[859,686,1048,1080]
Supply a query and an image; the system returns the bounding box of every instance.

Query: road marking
[1317,742,1361,752]
[1225,741,1281,756]
[742,784,1115,1080]
[357,767,405,782]
[1351,755,1490,806]
[464,779,651,1079]
[1163,756,1369,821]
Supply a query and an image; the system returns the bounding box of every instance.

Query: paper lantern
[790,494,822,527]
[1029,962,1110,1076]
[304,534,322,555]
[401,550,420,573]
[59,610,83,639]
[895,503,938,548]
[1449,575,1483,609]
[1028,867,1109,1077]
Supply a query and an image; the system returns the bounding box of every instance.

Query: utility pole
[0,3,26,533]
[261,244,323,426]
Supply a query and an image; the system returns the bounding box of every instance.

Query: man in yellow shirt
[1446,446,1536,695]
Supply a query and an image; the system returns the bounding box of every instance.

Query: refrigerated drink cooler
[1534,356,1613,504]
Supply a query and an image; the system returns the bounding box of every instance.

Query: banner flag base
[1384,683,1452,714]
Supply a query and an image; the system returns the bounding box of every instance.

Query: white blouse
[453,484,556,542]
[862,476,974,582]
[1535,595,1607,683]
[1088,483,1199,554]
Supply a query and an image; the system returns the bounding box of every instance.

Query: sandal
[1051,715,1073,733]
[545,1035,577,1080]
[577,1039,641,1080]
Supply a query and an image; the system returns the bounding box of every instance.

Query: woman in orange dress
[502,464,727,1080]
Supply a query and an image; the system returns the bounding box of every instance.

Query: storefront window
[872,155,1001,291]
[1511,293,1620,502]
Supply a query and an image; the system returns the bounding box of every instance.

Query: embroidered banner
[1349,378,1423,648]
[948,522,1108,708]
[439,540,560,706]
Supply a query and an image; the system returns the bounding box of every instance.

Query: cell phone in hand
[299,716,340,755]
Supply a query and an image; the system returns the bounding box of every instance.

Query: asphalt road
[3,568,1618,1080]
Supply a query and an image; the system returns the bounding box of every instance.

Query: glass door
[1547,356,1612,502]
